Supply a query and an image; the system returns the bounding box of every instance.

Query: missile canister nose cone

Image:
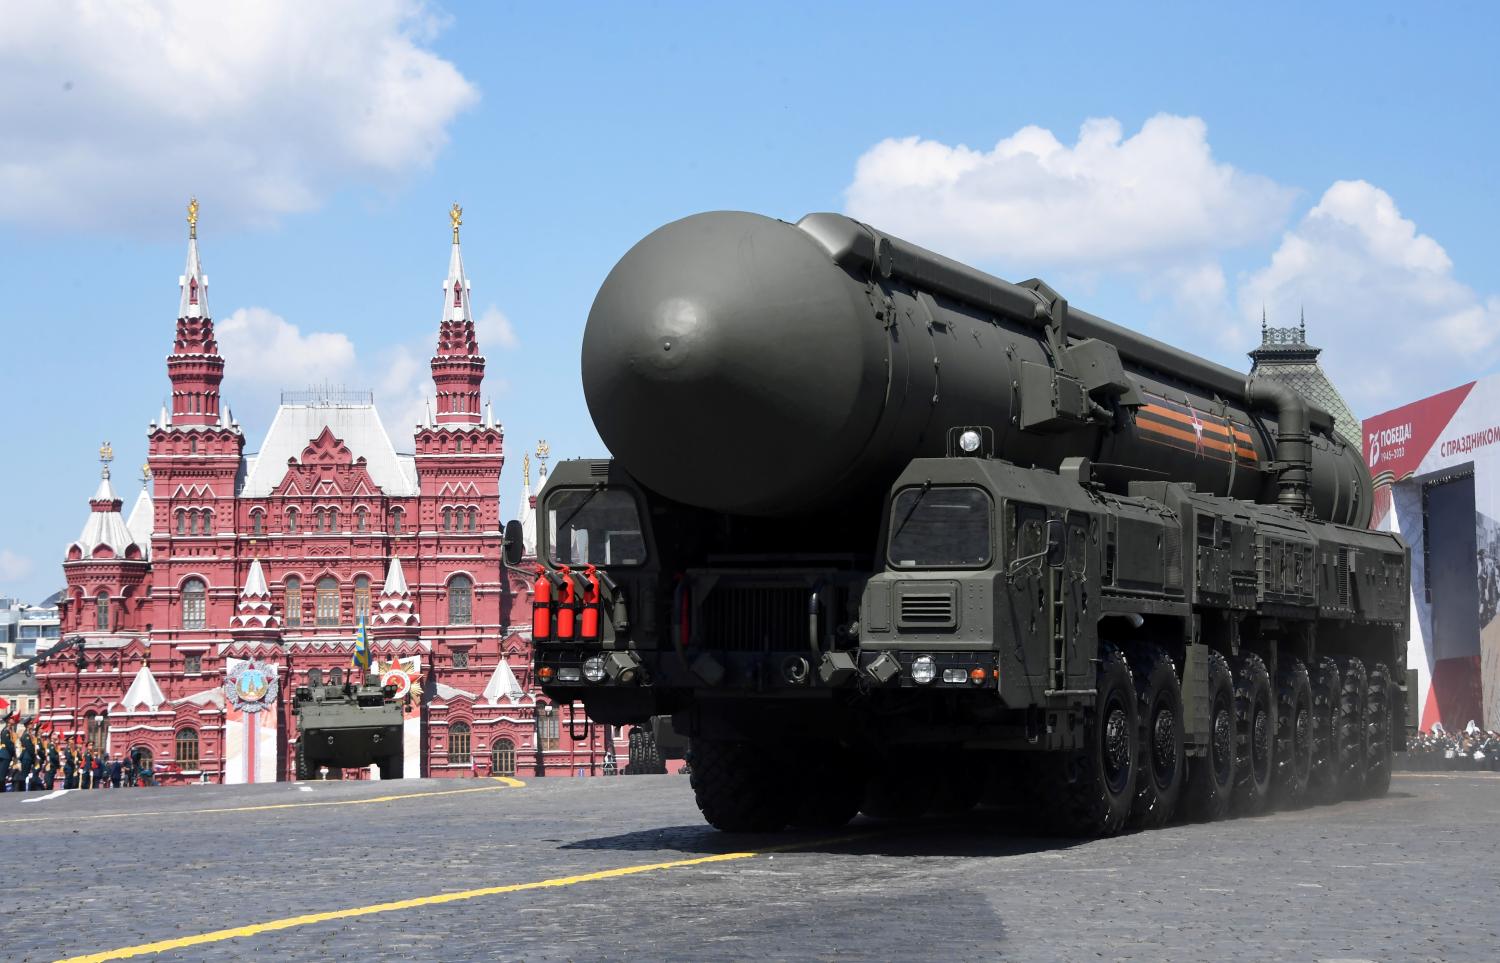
[582,211,886,515]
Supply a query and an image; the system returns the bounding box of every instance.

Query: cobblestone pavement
[2,771,1497,962]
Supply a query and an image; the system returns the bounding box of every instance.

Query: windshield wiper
[892,480,932,541]
[553,484,604,542]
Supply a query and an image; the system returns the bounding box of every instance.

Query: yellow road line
[57,850,761,963]
[0,779,524,826]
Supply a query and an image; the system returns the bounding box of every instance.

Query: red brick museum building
[37,206,613,783]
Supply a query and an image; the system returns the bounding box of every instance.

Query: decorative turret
[431,203,485,426]
[168,197,227,427]
[372,556,419,629]
[69,442,147,560]
[230,559,282,636]
[126,462,154,561]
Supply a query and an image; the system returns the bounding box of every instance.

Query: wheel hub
[1253,706,1272,779]
[1103,705,1131,788]
[1212,706,1234,781]
[1153,707,1177,776]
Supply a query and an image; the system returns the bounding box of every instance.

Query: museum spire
[431,202,486,425]
[167,197,227,427]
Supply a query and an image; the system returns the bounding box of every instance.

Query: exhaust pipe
[1246,376,1312,516]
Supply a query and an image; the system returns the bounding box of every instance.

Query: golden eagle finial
[99,441,114,478]
[450,202,463,243]
[187,197,199,239]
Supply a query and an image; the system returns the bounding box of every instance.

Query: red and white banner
[1365,376,1500,732]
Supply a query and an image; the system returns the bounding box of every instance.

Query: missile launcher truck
[510,211,1410,836]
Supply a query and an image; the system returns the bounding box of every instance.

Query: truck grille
[699,585,806,652]
[898,590,956,629]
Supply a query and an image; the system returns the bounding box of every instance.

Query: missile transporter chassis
[527,210,1410,837]
[292,674,406,781]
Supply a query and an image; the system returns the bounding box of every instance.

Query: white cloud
[846,114,1296,271]
[218,307,357,386]
[0,0,478,233]
[476,305,519,350]
[0,549,34,583]
[214,303,517,439]
[1239,180,1500,413]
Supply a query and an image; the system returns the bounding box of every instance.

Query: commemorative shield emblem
[225,660,279,713]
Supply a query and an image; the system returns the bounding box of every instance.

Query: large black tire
[1232,653,1275,816]
[1272,659,1314,808]
[378,753,404,780]
[788,750,864,829]
[862,763,937,820]
[1129,645,1184,829]
[295,741,311,781]
[688,739,792,832]
[1335,658,1368,799]
[1362,663,1394,798]
[1181,650,1236,822]
[1033,645,1137,837]
[1307,657,1342,805]
[929,752,988,816]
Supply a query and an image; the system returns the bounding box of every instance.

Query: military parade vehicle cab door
[1008,503,1096,694]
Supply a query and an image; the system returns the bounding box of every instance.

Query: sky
[1,1,1498,603]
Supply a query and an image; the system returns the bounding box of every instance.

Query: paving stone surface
[1,771,1497,962]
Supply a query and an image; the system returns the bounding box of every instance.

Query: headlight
[582,656,606,683]
[910,655,937,685]
[557,667,582,683]
[958,429,981,453]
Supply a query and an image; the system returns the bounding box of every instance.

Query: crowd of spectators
[1403,722,1500,772]
[1,720,155,792]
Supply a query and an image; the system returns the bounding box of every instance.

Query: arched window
[391,508,403,535]
[442,507,453,532]
[131,746,153,776]
[539,704,560,751]
[201,511,213,536]
[329,508,339,532]
[175,728,199,769]
[287,508,298,533]
[491,738,516,776]
[175,510,185,535]
[456,437,464,454]
[354,575,371,622]
[95,591,109,630]
[182,578,206,629]
[285,576,302,628]
[86,711,109,753]
[188,510,199,536]
[190,437,198,454]
[356,508,367,532]
[449,722,471,765]
[468,507,477,532]
[251,510,264,536]
[448,574,472,625]
[315,576,339,626]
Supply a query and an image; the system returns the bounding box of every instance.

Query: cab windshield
[546,488,647,567]
[888,485,993,568]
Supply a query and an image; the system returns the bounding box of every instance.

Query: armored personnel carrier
[515,210,1410,836]
[292,668,405,780]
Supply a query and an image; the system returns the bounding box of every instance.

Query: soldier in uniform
[45,739,60,790]
[17,733,34,793]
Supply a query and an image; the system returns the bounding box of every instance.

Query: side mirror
[503,519,526,567]
[1045,518,1066,567]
